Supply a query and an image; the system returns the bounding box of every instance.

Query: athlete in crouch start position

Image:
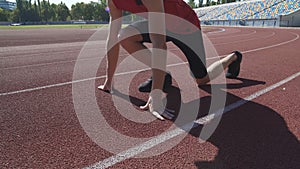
[98,0,243,120]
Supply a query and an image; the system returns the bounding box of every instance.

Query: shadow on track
[193,81,299,169]
[97,76,300,168]
[192,96,300,169]
[166,78,299,169]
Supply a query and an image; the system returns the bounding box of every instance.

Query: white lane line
[0,63,177,96]
[0,61,197,96]
[206,28,226,34]
[0,41,86,54]
[214,32,276,46]
[1,48,80,59]
[0,44,211,70]
[196,71,300,124]
[0,31,298,96]
[208,29,256,40]
[84,71,300,169]
[1,57,98,70]
[206,27,241,37]
[0,29,289,70]
[0,40,105,58]
[0,49,173,70]
[243,31,299,54]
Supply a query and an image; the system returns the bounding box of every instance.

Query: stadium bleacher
[195,0,300,21]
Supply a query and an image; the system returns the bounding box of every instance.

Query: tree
[16,0,24,22]
[14,0,39,22]
[33,1,40,21]
[37,0,41,17]
[93,1,109,22]
[7,0,110,23]
[10,9,20,22]
[71,2,84,20]
[0,8,10,21]
[198,0,204,7]
[56,2,69,21]
[206,0,211,6]
[49,3,57,21]
[40,0,50,22]
[188,0,196,8]
[83,3,94,20]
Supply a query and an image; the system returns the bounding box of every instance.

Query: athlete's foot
[97,84,113,94]
[140,96,175,120]
[226,51,242,79]
[138,72,172,93]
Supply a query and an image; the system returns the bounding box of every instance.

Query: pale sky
[48,0,99,8]
[46,0,203,9]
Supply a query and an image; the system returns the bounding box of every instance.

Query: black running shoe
[138,72,172,93]
[226,51,242,79]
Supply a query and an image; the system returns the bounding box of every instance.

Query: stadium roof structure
[0,0,16,10]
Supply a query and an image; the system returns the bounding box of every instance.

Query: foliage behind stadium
[0,0,110,23]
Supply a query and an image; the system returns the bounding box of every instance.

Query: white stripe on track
[243,31,299,54]
[1,48,176,70]
[1,57,99,70]
[1,30,296,70]
[206,27,241,38]
[0,41,86,54]
[0,41,106,59]
[84,71,300,169]
[0,31,298,96]
[214,32,275,46]
[206,28,226,34]
[208,29,256,39]
[0,63,179,96]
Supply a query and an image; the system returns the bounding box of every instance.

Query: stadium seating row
[195,0,300,21]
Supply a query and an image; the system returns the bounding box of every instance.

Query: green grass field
[0,24,108,29]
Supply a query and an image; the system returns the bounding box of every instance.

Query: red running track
[0,26,299,169]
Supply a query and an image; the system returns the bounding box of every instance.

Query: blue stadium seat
[195,0,300,21]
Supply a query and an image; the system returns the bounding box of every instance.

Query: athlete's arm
[142,0,167,91]
[142,0,166,49]
[140,0,167,119]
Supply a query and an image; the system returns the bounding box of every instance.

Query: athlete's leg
[196,52,238,85]
[172,30,240,86]
[171,30,208,84]
[98,23,152,92]
[119,21,171,119]
[118,23,152,67]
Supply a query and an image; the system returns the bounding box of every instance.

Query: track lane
[1,28,298,94]
[0,27,299,169]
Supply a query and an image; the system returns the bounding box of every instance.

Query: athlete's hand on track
[140,90,175,120]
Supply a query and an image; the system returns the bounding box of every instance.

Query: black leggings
[129,20,207,79]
